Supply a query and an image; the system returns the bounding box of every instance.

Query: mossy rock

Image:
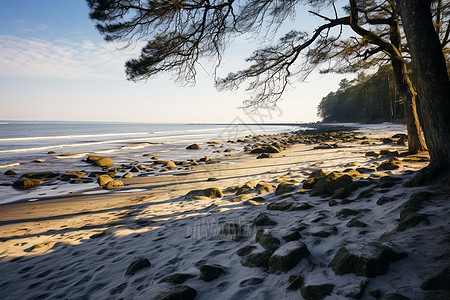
[186,143,201,150]
[94,157,115,168]
[185,187,223,199]
[12,178,44,190]
[97,174,113,186]
[104,180,124,189]
[256,229,280,251]
[275,182,297,195]
[268,241,310,273]
[312,172,353,195]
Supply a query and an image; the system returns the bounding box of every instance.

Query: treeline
[317,65,405,123]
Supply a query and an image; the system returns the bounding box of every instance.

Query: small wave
[0,162,21,168]
[0,132,150,142]
[55,153,91,159]
[152,127,226,135]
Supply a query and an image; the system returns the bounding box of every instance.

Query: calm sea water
[0,121,304,204]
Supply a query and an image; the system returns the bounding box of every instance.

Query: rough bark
[398,0,450,184]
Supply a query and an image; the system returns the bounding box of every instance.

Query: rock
[199,264,225,282]
[378,158,402,170]
[154,285,197,300]
[336,208,360,218]
[47,151,56,154]
[164,160,177,168]
[336,278,369,299]
[237,245,256,257]
[307,223,337,238]
[104,180,124,189]
[94,157,114,168]
[12,178,44,190]
[275,182,297,195]
[241,249,272,268]
[253,213,277,226]
[239,277,264,287]
[288,202,314,211]
[129,166,140,172]
[185,187,223,199]
[309,169,327,179]
[356,167,378,173]
[219,223,245,241]
[397,213,430,232]
[256,181,275,193]
[365,151,379,157]
[122,172,132,179]
[377,195,397,205]
[314,143,334,149]
[125,258,151,276]
[397,192,432,232]
[397,135,407,146]
[328,199,339,206]
[329,242,406,277]
[343,169,362,178]
[312,172,353,195]
[255,229,280,251]
[300,284,335,300]
[186,143,201,150]
[61,171,87,179]
[282,231,301,242]
[236,181,256,195]
[267,200,293,211]
[357,188,375,199]
[265,144,281,153]
[32,159,45,163]
[302,178,317,189]
[19,171,59,179]
[347,218,367,227]
[257,153,271,159]
[4,170,17,176]
[380,293,411,300]
[199,156,210,162]
[89,230,109,239]
[159,273,196,284]
[97,174,113,186]
[333,187,352,199]
[268,241,310,273]
[287,275,304,290]
[420,265,450,291]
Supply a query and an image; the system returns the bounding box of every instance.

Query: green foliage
[317,65,404,123]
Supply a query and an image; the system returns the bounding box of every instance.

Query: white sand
[0,124,449,299]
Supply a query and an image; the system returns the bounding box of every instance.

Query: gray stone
[307,223,337,238]
[253,213,277,226]
[288,203,314,211]
[267,200,293,211]
[199,264,225,282]
[329,242,406,277]
[236,245,256,257]
[268,241,310,273]
[282,231,301,242]
[397,213,429,232]
[347,218,368,228]
[336,208,360,219]
[125,258,151,276]
[256,229,280,251]
[420,265,450,291]
[241,249,272,268]
[300,284,334,300]
[287,275,304,290]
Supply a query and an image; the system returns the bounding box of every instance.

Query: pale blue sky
[0,1,350,123]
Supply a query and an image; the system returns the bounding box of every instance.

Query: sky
[0,0,350,124]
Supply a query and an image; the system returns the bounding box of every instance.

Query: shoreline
[1,123,448,299]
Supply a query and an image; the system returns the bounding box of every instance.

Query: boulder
[94,157,114,168]
[378,158,402,170]
[347,218,367,228]
[420,265,450,291]
[282,230,301,242]
[287,275,304,290]
[186,144,201,150]
[19,171,59,179]
[185,187,223,199]
[257,153,271,159]
[309,169,327,179]
[356,167,378,173]
[268,241,310,273]
[164,160,177,168]
[275,182,297,195]
[104,180,124,189]
[253,213,277,226]
[307,223,337,238]
[236,181,256,195]
[154,285,197,300]
[267,200,293,211]
[255,229,280,251]
[241,249,272,268]
[125,258,151,276]
[61,171,86,179]
[343,169,362,178]
[302,178,317,189]
[12,178,44,190]
[288,202,314,211]
[97,174,113,186]
[312,172,353,195]
[300,284,335,300]
[4,170,17,176]
[329,242,406,277]
[256,181,275,194]
[199,264,225,282]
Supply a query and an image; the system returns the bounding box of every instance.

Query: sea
[0,121,306,204]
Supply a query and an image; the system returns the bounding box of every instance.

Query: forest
[317,66,405,123]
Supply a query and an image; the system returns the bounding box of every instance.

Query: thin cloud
[0,34,140,79]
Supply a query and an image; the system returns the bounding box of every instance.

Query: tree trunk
[397,0,450,184]
[390,55,428,153]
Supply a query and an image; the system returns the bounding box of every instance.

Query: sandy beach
[1,124,449,300]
